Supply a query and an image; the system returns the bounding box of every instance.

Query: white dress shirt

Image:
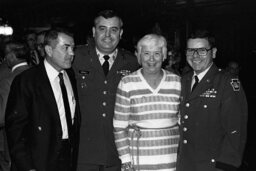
[44,59,76,139]
[191,63,213,90]
[96,48,118,70]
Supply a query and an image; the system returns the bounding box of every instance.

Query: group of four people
[3,9,247,171]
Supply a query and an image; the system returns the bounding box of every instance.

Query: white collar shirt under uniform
[44,59,76,139]
[191,63,213,90]
[96,48,118,70]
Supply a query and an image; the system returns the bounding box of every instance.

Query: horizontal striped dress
[113,69,181,171]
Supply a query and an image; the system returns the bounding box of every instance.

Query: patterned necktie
[192,75,199,92]
[102,55,110,76]
[58,73,72,138]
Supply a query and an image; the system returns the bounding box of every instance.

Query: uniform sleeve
[216,75,248,169]
[5,76,34,170]
[113,78,132,163]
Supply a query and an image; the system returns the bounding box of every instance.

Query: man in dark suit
[177,29,248,171]
[5,29,80,171]
[73,10,139,171]
[0,40,30,171]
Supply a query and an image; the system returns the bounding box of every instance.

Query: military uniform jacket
[177,64,248,171]
[73,44,139,166]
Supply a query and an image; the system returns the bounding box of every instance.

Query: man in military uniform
[177,29,248,171]
[73,10,139,171]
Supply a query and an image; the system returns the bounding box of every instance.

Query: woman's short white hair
[136,34,167,65]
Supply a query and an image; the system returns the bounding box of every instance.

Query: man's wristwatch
[122,162,133,171]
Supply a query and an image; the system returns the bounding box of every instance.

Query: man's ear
[119,29,123,39]
[45,45,53,57]
[212,47,217,59]
[92,27,95,38]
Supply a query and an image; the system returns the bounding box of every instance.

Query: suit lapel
[37,64,62,133]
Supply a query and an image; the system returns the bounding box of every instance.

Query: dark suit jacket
[177,64,248,171]
[73,44,139,167]
[5,62,80,171]
[0,61,11,82]
[0,64,30,152]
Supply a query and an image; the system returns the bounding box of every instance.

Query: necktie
[192,75,199,92]
[102,55,110,76]
[59,73,72,138]
[31,50,39,65]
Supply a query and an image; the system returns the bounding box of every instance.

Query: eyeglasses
[186,48,212,56]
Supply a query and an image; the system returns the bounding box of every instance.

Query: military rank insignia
[230,78,240,91]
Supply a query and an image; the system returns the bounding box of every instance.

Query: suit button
[103,91,107,95]
[183,127,187,132]
[104,80,107,84]
[38,126,42,131]
[204,105,207,108]
[183,140,187,144]
[184,115,188,119]
[102,113,106,117]
[211,159,215,163]
[185,103,190,107]
[103,102,106,106]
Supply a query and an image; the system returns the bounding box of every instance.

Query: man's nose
[105,29,110,37]
[68,48,74,56]
[192,50,200,57]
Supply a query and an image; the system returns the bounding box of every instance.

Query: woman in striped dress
[113,34,181,171]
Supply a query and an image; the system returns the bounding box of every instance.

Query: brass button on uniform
[184,115,188,119]
[103,102,106,106]
[183,140,187,144]
[102,113,106,117]
[186,103,190,107]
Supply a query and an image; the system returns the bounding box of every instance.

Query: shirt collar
[12,62,28,72]
[44,59,64,83]
[193,62,213,81]
[95,48,118,61]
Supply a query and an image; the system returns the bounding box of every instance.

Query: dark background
[1,0,256,170]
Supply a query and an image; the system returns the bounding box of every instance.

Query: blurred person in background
[0,40,30,171]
